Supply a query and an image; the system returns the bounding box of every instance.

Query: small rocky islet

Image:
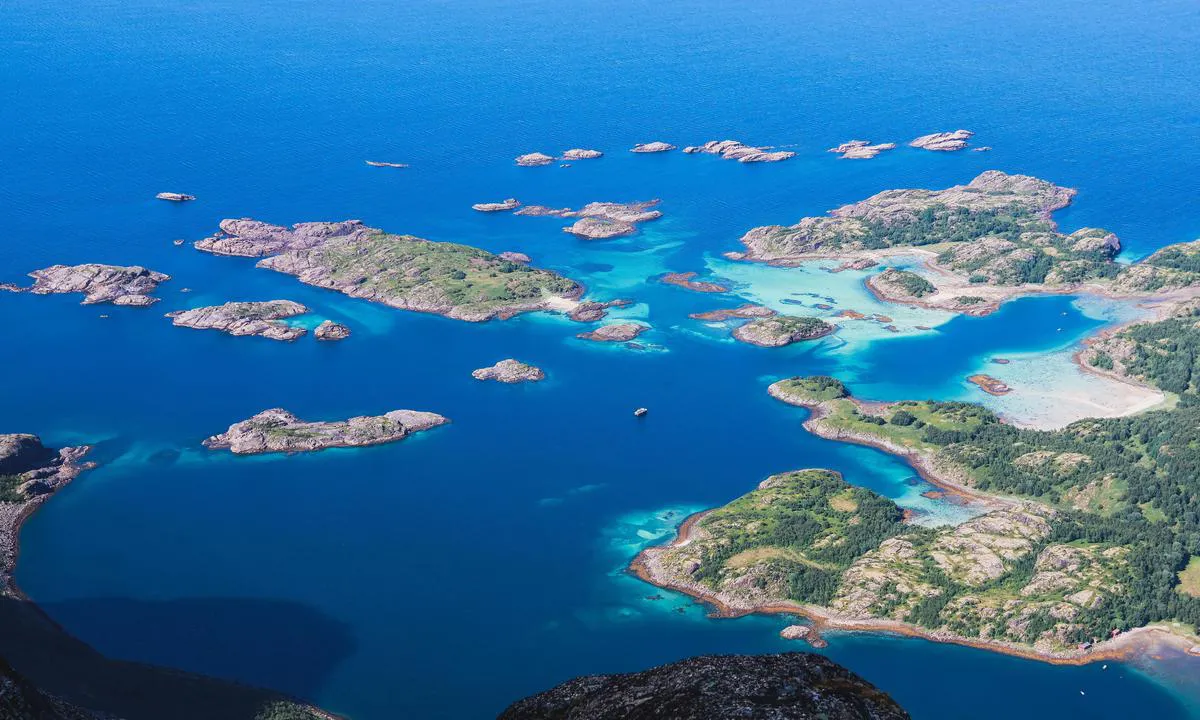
[828,140,897,159]
[8,263,170,306]
[166,300,310,341]
[471,358,545,383]
[682,139,794,163]
[314,319,351,341]
[576,322,649,343]
[204,408,448,455]
[732,315,835,347]
[909,129,975,151]
[658,271,730,293]
[689,303,776,321]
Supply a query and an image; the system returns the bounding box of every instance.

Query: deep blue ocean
[3,0,1199,717]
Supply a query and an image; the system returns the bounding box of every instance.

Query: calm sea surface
[3,0,1199,717]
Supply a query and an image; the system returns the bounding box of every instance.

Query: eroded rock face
[630,141,676,153]
[193,219,583,322]
[909,130,974,151]
[828,140,897,159]
[732,316,835,347]
[27,264,170,306]
[314,320,351,341]
[166,301,309,341]
[576,322,648,343]
[203,408,448,455]
[499,653,909,720]
[471,359,545,383]
[683,140,795,163]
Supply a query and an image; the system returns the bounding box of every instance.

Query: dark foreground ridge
[498,652,909,720]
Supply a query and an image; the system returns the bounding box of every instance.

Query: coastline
[629,505,1199,668]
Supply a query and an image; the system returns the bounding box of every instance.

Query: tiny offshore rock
[472,198,521,212]
[682,139,795,163]
[568,298,631,322]
[561,148,602,160]
[204,408,448,455]
[689,304,776,321]
[314,319,351,341]
[630,141,676,153]
[156,192,195,202]
[471,358,545,383]
[576,322,648,343]
[166,300,310,341]
[26,263,170,306]
[365,160,408,168]
[828,140,897,159]
[909,129,974,151]
[659,271,730,293]
[515,152,555,166]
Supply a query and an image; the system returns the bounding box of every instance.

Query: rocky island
[567,298,631,322]
[561,148,602,160]
[204,408,448,455]
[732,171,1200,316]
[630,141,676,153]
[156,192,195,202]
[166,300,309,341]
[314,319,351,340]
[193,219,586,322]
[967,374,1012,395]
[365,160,408,168]
[560,200,664,239]
[500,653,909,720]
[828,140,897,159]
[659,271,730,293]
[632,370,1200,663]
[682,140,795,163]
[471,358,545,383]
[732,315,835,347]
[576,322,648,343]
[21,264,170,306]
[472,198,520,212]
[909,130,974,151]
[515,152,555,166]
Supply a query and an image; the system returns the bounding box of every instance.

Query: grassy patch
[1178,557,1200,597]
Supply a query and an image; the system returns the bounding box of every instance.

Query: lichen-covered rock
[166,301,309,341]
[471,359,545,383]
[203,408,448,455]
[732,315,834,347]
[576,322,648,343]
[314,320,351,341]
[499,653,909,720]
[27,264,170,306]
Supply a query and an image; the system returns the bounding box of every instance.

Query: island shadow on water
[2,593,355,719]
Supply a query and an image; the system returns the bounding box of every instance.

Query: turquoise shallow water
[3,0,1200,717]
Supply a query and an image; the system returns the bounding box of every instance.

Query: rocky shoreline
[193,218,585,322]
[1,436,95,594]
[629,522,1195,667]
